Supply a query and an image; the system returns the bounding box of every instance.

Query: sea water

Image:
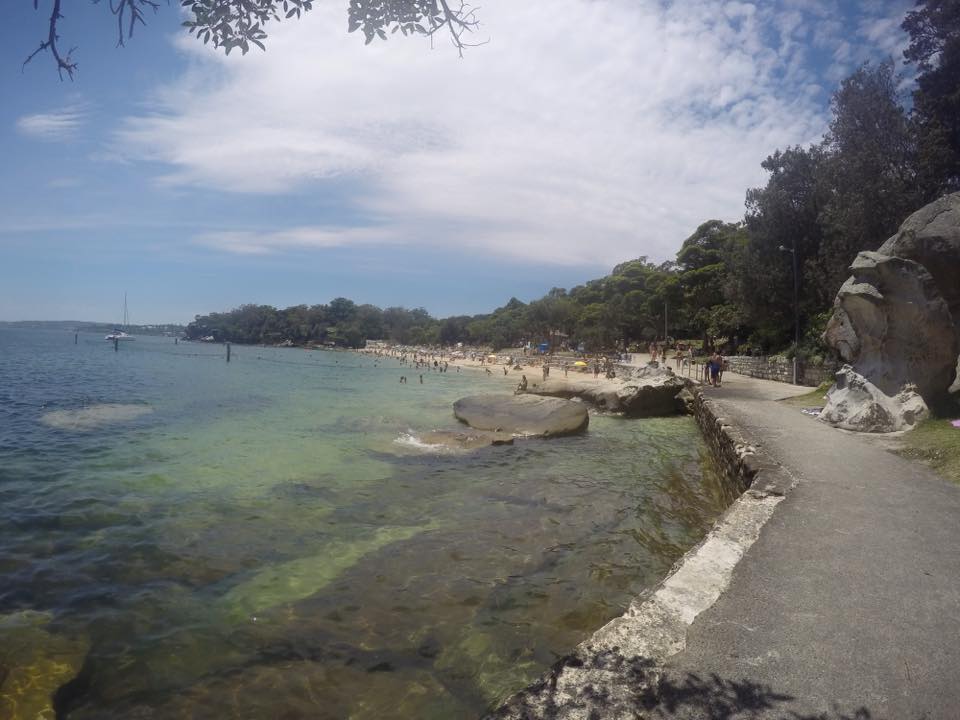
[0,328,734,718]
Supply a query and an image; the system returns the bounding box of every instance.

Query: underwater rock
[416,429,515,450]
[67,659,471,720]
[0,610,89,720]
[453,394,589,437]
[221,524,432,619]
[40,403,152,431]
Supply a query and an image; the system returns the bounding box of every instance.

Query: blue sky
[1,0,913,324]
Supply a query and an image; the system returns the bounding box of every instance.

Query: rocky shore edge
[483,386,795,719]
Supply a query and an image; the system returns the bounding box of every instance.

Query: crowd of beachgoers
[357,341,719,389]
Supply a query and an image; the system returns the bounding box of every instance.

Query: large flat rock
[521,367,687,417]
[453,394,589,437]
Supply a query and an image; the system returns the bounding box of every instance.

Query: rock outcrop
[878,192,960,327]
[822,192,960,432]
[522,364,688,417]
[819,367,930,433]
[453,394,589,437]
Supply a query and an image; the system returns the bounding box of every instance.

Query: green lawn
[779,382,831,408]
[776,382,959,483]
[895,418,960,484]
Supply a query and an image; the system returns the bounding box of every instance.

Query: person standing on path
[709,350,723,387]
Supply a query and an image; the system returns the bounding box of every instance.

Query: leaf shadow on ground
[485,650,907,720]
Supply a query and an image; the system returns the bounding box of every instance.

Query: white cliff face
[821,193,960,433]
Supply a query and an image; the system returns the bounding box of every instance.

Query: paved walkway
[654,371,960,720]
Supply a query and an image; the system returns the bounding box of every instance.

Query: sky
[0,0,914,324]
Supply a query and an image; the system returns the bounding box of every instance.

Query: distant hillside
[0,321,186,336]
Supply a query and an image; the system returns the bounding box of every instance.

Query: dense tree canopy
[903,0,960,193]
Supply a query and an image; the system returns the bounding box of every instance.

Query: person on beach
[516,374,528,393]
[419,374,423,384]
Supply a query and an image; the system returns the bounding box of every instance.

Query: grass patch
[779,381,832,408]
[895,418,960,484]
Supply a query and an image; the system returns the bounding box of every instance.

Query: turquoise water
[0,328,733,718]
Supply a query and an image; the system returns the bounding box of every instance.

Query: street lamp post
[778,242,800,384]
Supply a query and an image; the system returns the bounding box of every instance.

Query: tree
[902,0,960,194]
[676,220,742,348]
[26,0,482,79]
[735,146,827,349]
[816,60,921,295]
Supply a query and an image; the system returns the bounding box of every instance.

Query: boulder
[617,376,689,417]
[952,357,960,399]
[821,209,960,431]
[521,367,687,417]
[453,394,589,437]
[820,366,929,432]
[877,192,960,329]
[822,252,958,401]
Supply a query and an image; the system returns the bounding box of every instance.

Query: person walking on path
[708,350,723,387]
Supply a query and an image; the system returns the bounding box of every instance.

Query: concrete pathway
[654,371,960,720]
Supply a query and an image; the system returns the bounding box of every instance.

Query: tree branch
[437,0,487,57]
[23,0,78,80]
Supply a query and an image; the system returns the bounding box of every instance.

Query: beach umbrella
[573,361,588,367]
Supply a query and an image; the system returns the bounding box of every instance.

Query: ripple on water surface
[0,329,730,719]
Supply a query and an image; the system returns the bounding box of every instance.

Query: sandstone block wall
[723,355,836,387]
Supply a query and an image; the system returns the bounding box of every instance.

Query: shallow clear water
[0,328,733,718]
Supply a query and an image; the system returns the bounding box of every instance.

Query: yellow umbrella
[573,361,588,367]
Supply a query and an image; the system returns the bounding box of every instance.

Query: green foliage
[815,60,923,296]
[903,0,960,195]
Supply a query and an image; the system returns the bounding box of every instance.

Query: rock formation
[822,192,960,432]
[521,367,687,417]
[453,394,589,437]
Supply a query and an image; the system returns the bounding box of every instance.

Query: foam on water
[393,430,462,454]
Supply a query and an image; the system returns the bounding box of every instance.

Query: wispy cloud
[193,226,401,255]
[17,105,88,141]
[115,0,913,267]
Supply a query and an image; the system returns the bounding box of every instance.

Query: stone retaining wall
[485,388,794,719]
[690,389,795,498]
[724,355,836,387]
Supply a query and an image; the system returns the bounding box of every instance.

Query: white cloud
[115,0,909,268]
[193,226,402,255]
[17,105,87,141]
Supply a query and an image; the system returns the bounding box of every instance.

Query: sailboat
[105,293,136,341]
